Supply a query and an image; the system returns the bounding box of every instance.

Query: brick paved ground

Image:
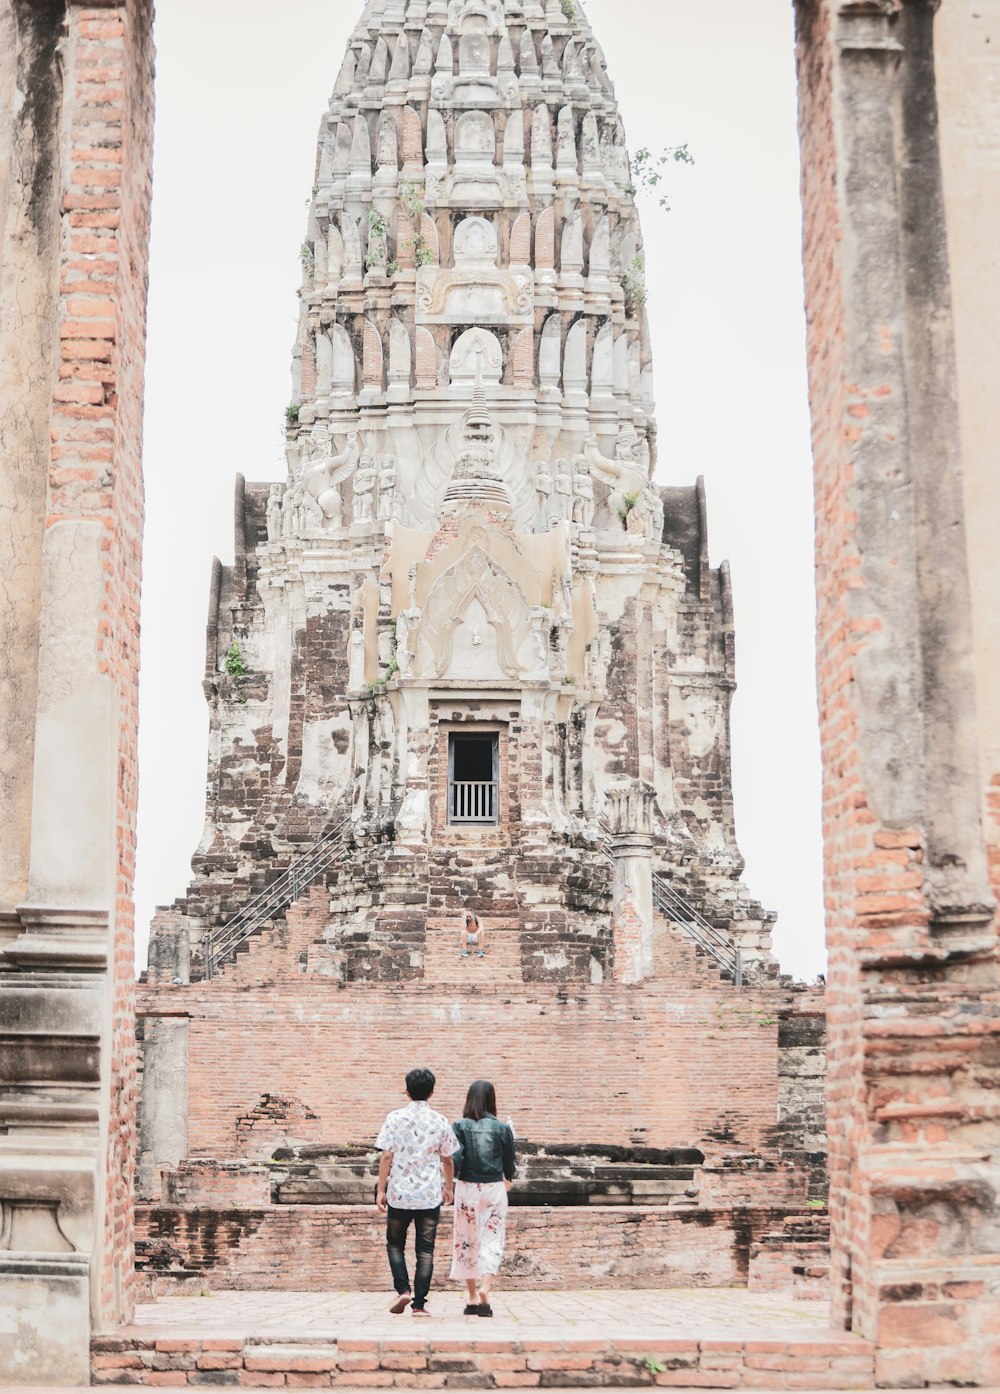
[88,1290,886,1389]
[130,1288,833,1341]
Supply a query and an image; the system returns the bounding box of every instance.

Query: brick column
[795,0,1000,1384]
[0,0,154,1381]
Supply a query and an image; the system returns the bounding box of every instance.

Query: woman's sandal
[463,1303,480,1315]
[477,1302,494,1317]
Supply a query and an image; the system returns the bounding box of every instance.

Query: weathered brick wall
[142,974,784,1164]
[57,0,154,1325]
[795,0,1000,1383]
[135,1203,777,1293]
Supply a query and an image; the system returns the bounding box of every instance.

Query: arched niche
[453,216,498,269]
[449,327,503,389]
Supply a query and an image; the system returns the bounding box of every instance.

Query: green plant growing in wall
[364,209,389,270]
[617,491,639,526]
[399,181,435,268]
[561,0,577,21]
[224,643,248,679]
[285,403,300,424]
[299,241,314,272]
[620,255,646,314]
[644,1358,667,1375]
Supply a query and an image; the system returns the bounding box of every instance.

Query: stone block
[0,1256,91,1385]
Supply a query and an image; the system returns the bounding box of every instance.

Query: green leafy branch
[626,144,695,212]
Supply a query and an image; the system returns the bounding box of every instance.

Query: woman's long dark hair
[463,1079,497,1120]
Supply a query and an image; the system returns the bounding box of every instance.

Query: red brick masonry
[91,1332,875,1389]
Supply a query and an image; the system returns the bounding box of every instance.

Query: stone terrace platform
[91,1290,875,1389]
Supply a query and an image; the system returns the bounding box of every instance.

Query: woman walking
[450,1080,516,1317]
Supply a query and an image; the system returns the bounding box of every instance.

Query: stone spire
[278,0,654,541]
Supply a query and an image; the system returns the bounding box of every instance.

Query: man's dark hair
[463,1079,497,1121]
[405,1067,436,1101]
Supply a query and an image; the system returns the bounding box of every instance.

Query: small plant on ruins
[562,675,574,685]
[400,181,435,268]
[299,241,314,273]
[365,209,389,271]
[617,492,639,525]
[561,0,577,21]
[285,403,300,425]
[224,642,248,679]
[620,256,647,314]
[626,144,695,212]
[644,1358,668,1375]
[366,657,399,693]
[806,1198,826,1210]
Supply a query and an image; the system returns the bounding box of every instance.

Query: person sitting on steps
[459,910,486,958]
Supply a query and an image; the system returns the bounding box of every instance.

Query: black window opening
[448,732,499,825]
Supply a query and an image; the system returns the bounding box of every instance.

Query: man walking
[376,1067,458,1316]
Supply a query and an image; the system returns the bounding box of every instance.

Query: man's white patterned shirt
[376,1101,459,1210]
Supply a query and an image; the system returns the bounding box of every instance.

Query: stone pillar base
[0,1255,90,1385]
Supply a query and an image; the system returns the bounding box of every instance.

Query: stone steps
[91,1330,875,1389]
[268,1142,706,1209]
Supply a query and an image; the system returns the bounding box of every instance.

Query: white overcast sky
[136,0,825,980]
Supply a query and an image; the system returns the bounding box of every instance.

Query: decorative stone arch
[414,544,534,680]
[449,326,503,389]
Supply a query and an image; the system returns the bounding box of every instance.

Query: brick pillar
[606,782,655,984]
[0,0,154,1381]
[795,0,1000,1384]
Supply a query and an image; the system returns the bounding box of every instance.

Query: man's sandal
[390,1294,412,1314]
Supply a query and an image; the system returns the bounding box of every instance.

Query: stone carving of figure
[302,429,360,527]
[647,486,665,546]
[377,454,397,523]
[553,457,573,521]
[581,430,649,528]
[571,459,595,528]
[266,484,283,542]
[534,459,552,530]
[626,494,648,536]
[615,422,642,464]
[588,631,611,692]
[281,480,304,537]
[353,453,377,523]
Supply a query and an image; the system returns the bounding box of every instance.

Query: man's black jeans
[385,1204,441,1310]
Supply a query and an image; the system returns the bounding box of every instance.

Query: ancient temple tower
[136,1,823,1285]
[152,0,775,983]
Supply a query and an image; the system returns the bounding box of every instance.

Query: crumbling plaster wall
[0,0,63,926]
[0,0,154,1383]
[936,1,1000,902]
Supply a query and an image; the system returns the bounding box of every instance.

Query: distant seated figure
[459,910,485,960]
